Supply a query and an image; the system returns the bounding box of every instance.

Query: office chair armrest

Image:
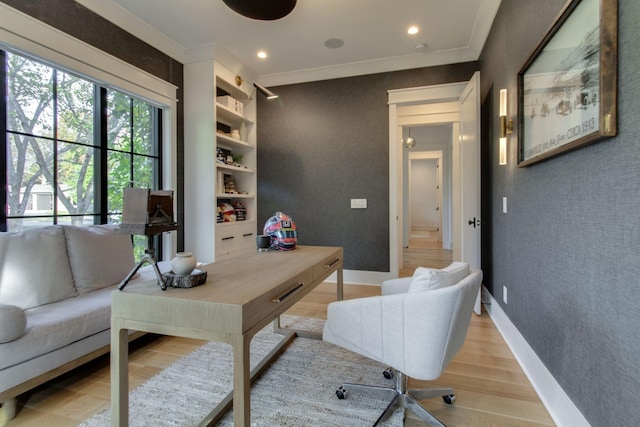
[381,277,412,295]
[323,292,418,365]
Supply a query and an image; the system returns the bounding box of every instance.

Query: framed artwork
[517,0,617,166]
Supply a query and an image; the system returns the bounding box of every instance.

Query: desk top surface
[114,245,342,305]
[111,246,342,335]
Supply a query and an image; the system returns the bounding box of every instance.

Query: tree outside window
[2,51,162,259]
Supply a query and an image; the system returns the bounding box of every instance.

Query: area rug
[79,316,403,426]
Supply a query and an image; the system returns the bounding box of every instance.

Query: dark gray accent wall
[1,0,186,251]
[480,0,640,425]
[257,64,477,271]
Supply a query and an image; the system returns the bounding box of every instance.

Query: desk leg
[232,334,251,427]
[111,322,129,427]
[337,267,344,301]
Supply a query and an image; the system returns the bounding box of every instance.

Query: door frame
[388,82,468,277]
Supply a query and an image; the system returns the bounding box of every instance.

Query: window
[1,50,162,257]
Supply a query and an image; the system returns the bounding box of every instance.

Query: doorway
[401,131,452,276]
[388,74,481,287]
[408,155,440,242]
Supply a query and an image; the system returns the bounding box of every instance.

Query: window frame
[2,52,163,229]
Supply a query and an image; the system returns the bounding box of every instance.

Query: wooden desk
[110,246,343,427]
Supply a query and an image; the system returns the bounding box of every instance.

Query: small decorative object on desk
[162,269,207,288]
[171,252,197,276]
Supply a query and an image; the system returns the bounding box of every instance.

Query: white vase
[171,252,197,276]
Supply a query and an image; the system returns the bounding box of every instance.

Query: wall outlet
[350,199,367,209]
[503,285,508,304]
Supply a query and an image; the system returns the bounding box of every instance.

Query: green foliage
[5,51,160,258]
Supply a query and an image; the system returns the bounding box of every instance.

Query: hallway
[400,229,453,277]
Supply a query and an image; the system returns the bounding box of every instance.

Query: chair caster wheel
[383,368,394,380]
[442,394,456,404]
[336,386,348,399]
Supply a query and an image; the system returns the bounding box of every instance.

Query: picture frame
[517,0,617,167]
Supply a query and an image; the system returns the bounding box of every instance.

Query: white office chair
[323,268,482,426]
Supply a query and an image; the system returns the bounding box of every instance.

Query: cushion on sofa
[0,304,26,343]
[408,261,470,293]
[64,225,135,294]
[0,226,77,309]
[0,287,113,371]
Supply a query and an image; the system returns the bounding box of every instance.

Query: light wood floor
[4,234,555,427]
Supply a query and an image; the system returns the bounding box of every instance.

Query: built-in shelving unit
[184,59,258,262]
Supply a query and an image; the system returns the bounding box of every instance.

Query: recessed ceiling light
[324,38,344,49]
[257,50,268,59]
[407,26,419,35]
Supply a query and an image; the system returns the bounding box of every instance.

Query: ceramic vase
[171,252,197,276]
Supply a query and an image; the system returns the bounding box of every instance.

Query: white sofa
[0,224,160,420]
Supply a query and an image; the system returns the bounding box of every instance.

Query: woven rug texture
[80,316,403,426]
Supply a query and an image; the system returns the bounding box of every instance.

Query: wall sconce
[499,89,513,165]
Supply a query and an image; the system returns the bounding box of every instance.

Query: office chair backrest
[403,269,482,380]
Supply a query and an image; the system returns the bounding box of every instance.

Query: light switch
[502,197,507,213]
[350,199,367,209]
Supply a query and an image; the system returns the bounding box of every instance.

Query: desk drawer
[245,269,314,329]
[312,248,343,281]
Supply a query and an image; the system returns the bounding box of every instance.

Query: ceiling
[76,0,501,86]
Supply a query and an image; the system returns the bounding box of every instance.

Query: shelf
[216,132,255,151]
[216,219,256,228]
[216,103,254,127]
[216,76,250,101]
[216,193,255,199]
[216,162,254,173]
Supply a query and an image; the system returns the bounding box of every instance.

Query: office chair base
[336,371,453,427]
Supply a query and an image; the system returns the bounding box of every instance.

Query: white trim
[75,0,185,63]
[469,0,503,57]
[259,48,477,87]
[0,3,177,106]
[482,288,591,427]
[388,82,467,279]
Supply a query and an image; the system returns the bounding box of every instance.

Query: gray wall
[257,64,477,271]
[480,0,640,425]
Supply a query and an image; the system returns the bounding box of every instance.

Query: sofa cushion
[408,261,470,293]
[0,286,113,370]
[64,225,135,294]
[0,226,77,309]
[0,304,26,343]
[0,264,163,371]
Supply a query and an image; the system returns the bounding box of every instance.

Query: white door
[410,158,439,230]
[457,71,482,314]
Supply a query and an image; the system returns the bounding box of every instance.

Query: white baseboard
[482,287,591,427]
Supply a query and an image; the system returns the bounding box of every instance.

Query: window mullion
[97,86,108,224]
[0,51,7,232]
[52,70,58,224]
